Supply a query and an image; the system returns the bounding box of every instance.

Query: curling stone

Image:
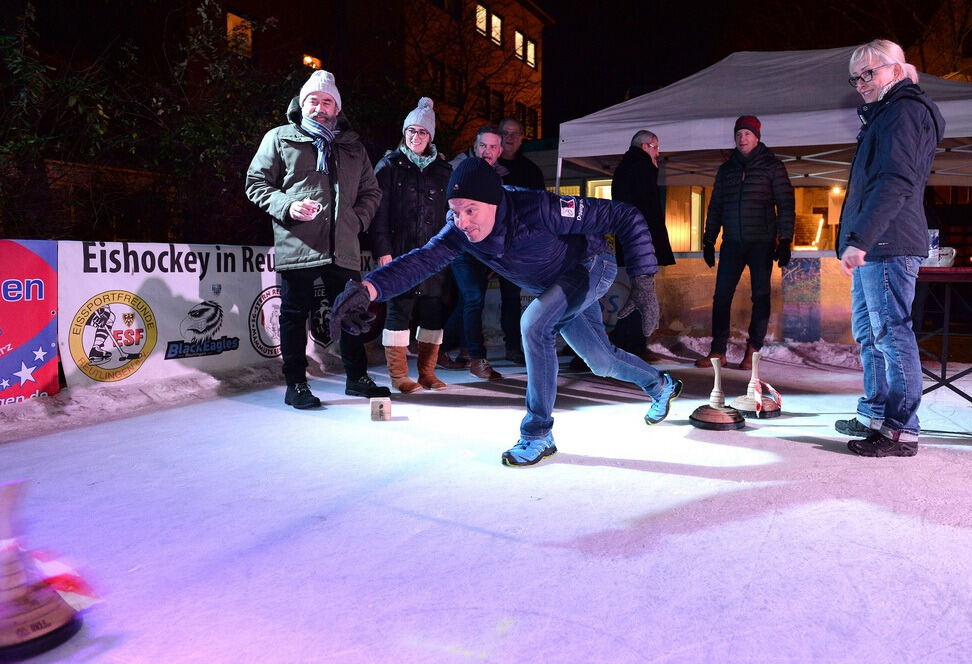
[690,357,745,430]
[0,482,81,661]
[730,351,782,419]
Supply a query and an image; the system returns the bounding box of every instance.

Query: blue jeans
[443,254,488,358]
[851,256,924,442]
[443,254,523,358]
[519,253,663,439]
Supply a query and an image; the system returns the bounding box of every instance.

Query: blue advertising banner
[0,240,60,407]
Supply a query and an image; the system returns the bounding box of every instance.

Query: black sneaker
[345,375,391,398]
[835,418,872,437]
[285,382,321,409]
[848,430,918,457]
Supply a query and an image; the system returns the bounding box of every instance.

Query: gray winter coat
[245,98,381,271]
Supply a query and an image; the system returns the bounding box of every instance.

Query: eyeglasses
[405,127,430,138]
[646,143,659,150]
[501,131,522,138]
[848,63,893,87]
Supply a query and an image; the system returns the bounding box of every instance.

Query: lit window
[490,13,502,46]
[526,40,536,68]
[475,4,487,35]
[514,31,524,59]
[303,54,322,69]
[226,13,253,58]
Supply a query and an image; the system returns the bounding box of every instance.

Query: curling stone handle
[709,357,725,408]
[746,351,761,398]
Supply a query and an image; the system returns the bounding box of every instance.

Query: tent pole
[555,156,562,194]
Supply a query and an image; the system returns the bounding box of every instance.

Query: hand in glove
[703,243,715,268]
[775,239,792,268]
[328,280,375,341]
[617,274,660,337]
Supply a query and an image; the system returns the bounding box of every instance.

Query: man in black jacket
[611,130,675,360]
[696,115,794,370]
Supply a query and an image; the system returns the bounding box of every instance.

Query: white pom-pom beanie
[299,70,342,111]
[402,97,436,140]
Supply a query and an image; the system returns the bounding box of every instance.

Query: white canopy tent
[558,46,972,187]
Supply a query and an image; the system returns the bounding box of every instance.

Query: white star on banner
[13,362,36,386]
[33,346,48,362]
[0,378,9,390]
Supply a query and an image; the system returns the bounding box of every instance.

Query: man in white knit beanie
[245,68,389,407]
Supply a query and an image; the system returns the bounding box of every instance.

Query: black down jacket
[370,149,453,297]
[703,142,795,245]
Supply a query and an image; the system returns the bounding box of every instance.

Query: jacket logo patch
[560,197,576,218]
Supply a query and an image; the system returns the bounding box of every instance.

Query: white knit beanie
[402,97,436,140]
[299,70,342,111]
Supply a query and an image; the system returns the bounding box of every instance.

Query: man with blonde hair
[836,39,944,457]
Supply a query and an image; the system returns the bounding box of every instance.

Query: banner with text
[57,241,291,387]
[0,240,60,407]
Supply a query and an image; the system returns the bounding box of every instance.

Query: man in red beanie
[696,115,794,370]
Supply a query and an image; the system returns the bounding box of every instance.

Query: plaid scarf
[300,116,335,173]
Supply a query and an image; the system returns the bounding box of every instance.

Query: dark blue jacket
[838,79,945,258]
[366,188,658,301]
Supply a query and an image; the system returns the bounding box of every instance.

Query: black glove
[328,280,375,340]
[775,239,792,268]
[703,243,715,268]
[616,274,659,337]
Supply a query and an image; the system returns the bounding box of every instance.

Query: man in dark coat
[611,130,675,359]
[329,158,684,467]
[835,40,945,458]
[697,115,795,370]
[245,69,389,408]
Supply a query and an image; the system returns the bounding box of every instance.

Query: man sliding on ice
[330,157,682,466]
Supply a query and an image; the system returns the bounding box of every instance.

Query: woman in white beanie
[369,98,454,393]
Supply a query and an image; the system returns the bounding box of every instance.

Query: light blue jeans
[850,256,924,442]
[519,253,663,439]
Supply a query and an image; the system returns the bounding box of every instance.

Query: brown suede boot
[384,346,422,394]
[737,344,757,370]
[417,342,447,390]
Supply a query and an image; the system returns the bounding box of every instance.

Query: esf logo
[68,290,158,382]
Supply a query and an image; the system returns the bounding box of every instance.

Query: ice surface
[1,339,970,663]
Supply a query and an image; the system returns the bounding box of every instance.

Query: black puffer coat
[370,149,452,297]
[703,142,795,245]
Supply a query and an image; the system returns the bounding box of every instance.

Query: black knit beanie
[447,157,502,205]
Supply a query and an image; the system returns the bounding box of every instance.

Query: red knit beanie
[734,115,761,139]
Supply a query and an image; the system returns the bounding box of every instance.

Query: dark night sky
[541,1,731,130]
[537,0,931,132]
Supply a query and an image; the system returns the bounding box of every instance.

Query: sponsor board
[59,241,279,386]
[0,240,60,406]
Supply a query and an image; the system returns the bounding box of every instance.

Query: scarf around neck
[300,116,335,173]
[400,144,438,171]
